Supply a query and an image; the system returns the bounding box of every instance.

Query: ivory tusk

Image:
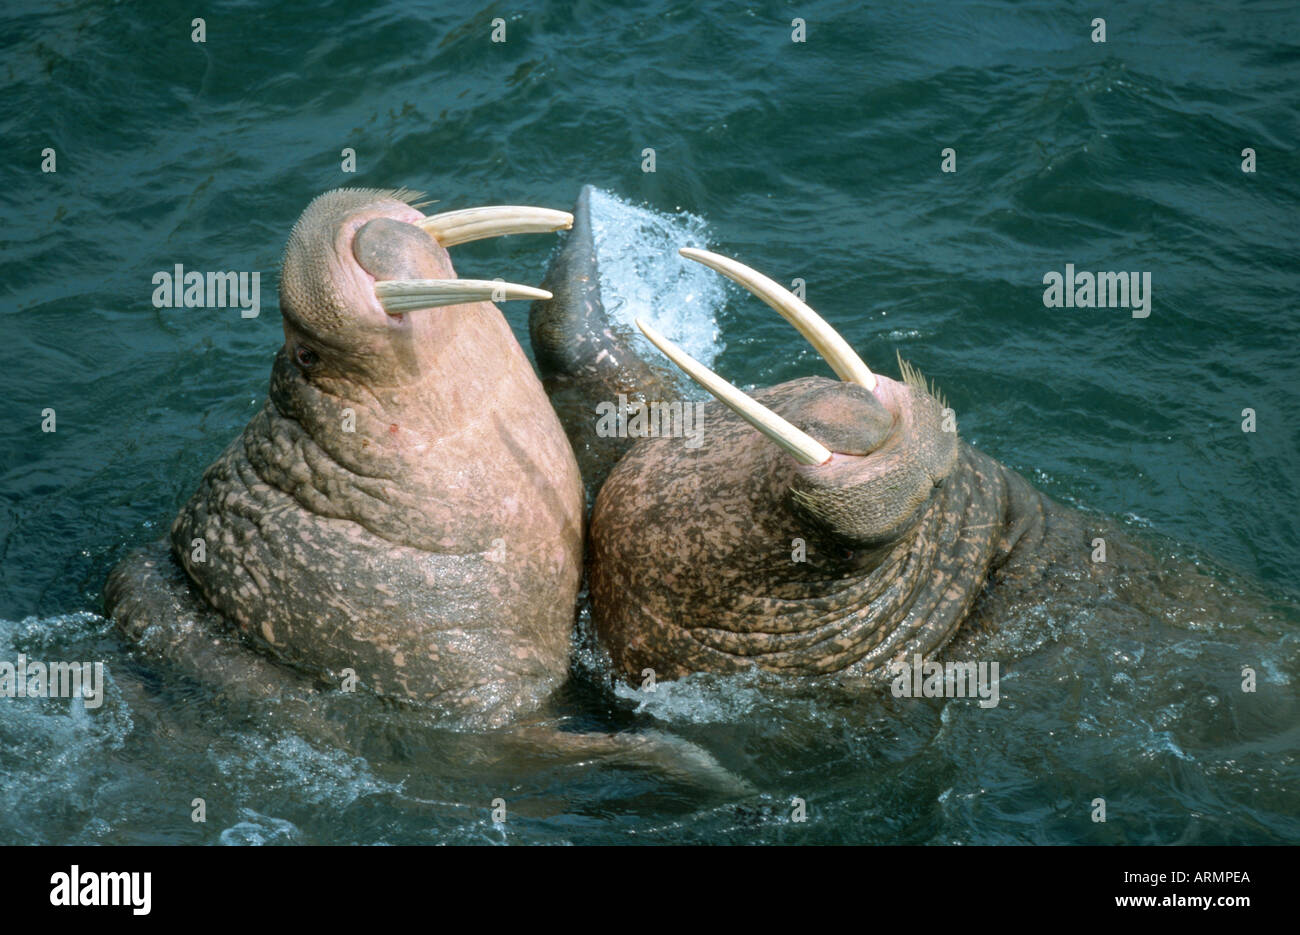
[635,318,832,465]
[678,247,877,392]
[375,278,552,313]
[417,206,573,247]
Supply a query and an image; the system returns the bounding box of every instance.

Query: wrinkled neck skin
[263,302,537,548]
[589,376,1051,684]
[169,299,584,727]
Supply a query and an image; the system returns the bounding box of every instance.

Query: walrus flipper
[529,186,678,495]
[502,723,756,797]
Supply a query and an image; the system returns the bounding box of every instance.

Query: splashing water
[3,0,1299,842]
[586,188,726,369]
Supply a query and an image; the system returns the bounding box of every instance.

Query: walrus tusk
[375,279,552,313]
[417,207,574,247]
[635,318,832,466]
[678,247,877,392]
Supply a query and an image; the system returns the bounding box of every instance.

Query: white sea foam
[218,808,301,845]
[586,188,726,369]
[208,731,399,809]
[0,614,131,843]
[612,669,772,724]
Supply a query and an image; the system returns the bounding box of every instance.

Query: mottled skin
[590,376,1009,680]
[107,188,584,727]
[587,370,1207,686]
[527,203,1247,688]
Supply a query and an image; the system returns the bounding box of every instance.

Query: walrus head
[589,249,1010,684]
[637,248,958,554]
[280,188,569,386]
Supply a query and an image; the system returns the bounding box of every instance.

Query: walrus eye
[294,345,319,369]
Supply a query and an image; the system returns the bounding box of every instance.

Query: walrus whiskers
[634,317,832,466]
[678,247,877,392]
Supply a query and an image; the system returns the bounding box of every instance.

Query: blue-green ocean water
[1,0,1297,844]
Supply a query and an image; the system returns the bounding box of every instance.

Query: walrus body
[529,198,1272,688]
[108,188,584,727]
[587,378,1196,684]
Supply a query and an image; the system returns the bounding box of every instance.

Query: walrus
[528,217,1276,689]
[106,188,586,728]
[529,185,681,500]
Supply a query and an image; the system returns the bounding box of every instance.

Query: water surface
[1,0,1297,844]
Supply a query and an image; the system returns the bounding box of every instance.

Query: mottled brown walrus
[529,227,1273,691]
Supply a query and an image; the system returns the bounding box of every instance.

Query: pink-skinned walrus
[107,188,584,729]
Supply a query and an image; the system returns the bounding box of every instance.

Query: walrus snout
[280,188,573,342]
[633,249,959,548]
[787,375,957,548]
[352,216,446,283]
[788,382,893,457]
